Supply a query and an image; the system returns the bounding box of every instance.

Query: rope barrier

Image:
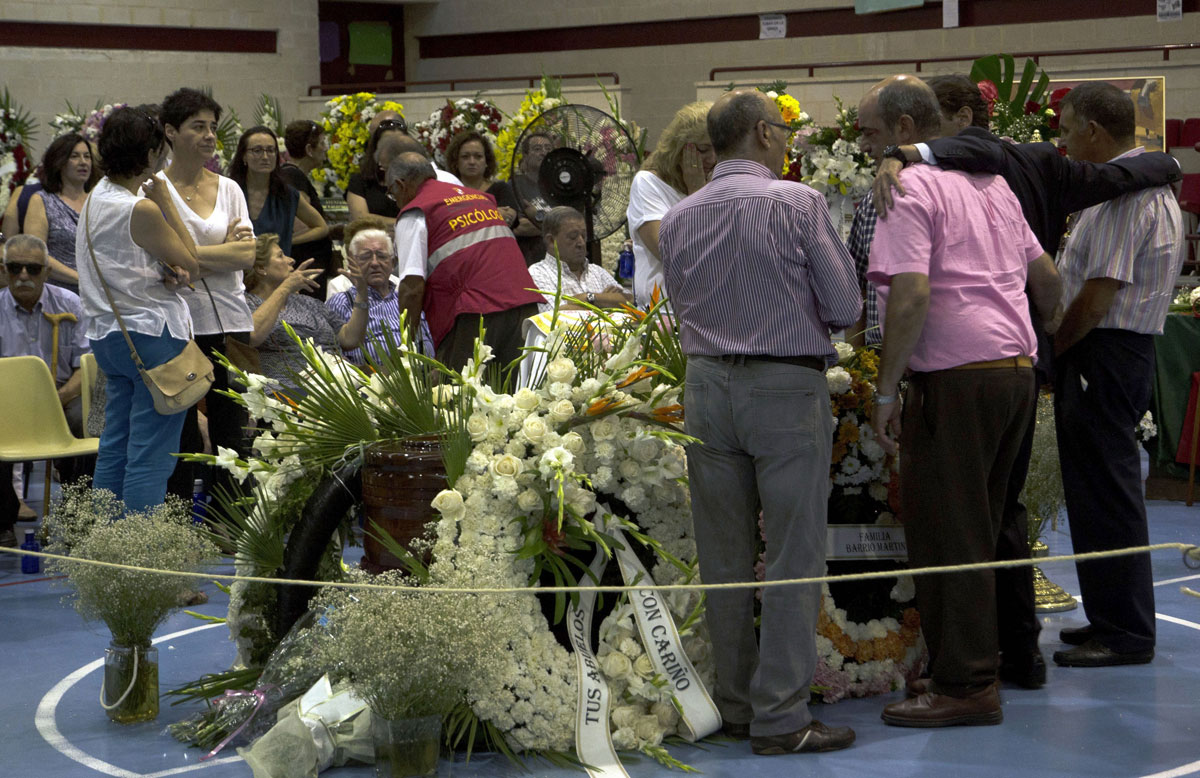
[2,541,1198,596]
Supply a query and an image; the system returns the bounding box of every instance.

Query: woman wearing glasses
[345,118,408,221]
[158,87,256,498]
[280,119,336,299]
[229,125,328,256]
[244,234,367,394]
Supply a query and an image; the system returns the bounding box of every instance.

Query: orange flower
[272,391,300,409]
[617,365,659,388]
[587,397,622,416]
[619,302,646,322]
[650,403,684,423]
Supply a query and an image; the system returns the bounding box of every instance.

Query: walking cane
[42,310,78,514]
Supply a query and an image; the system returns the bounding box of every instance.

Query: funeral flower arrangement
[751,82,814,179]
[194,301,710,769]
[50,101,126,143]
[0,87,36,211]
[970,54,1060,144]
[412,97,505,168]
[317,92,406,194]
[494,76,565,181]
[792,97,875,202]
[828,343,891,502]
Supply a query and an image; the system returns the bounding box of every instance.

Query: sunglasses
[377,118,408,134]
[4,261,46,276]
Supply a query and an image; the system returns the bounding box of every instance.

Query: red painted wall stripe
[0,21,277,53]
[418,0,1198,60]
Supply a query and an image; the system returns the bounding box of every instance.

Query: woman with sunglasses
[76,106,200,512]
[345,117,409,221]
[24,132,102,293]
[280,119,336,299]
[229,125,328,257]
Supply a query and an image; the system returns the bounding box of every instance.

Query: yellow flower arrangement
[494,78,565,181]
[314,93,405,194]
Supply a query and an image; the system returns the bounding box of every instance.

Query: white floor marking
[1154,573,1200,588]
[36,622,238,778]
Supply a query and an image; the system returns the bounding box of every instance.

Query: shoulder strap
[201,278,226,335]
[83,198,148,371]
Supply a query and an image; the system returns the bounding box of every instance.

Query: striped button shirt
[658,159,862,359]
[326,283,403,366]
[846,190,881,346]
[1059,147,1184,335]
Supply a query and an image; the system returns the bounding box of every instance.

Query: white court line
[1154,573,1200,588]
[36,621,242,777]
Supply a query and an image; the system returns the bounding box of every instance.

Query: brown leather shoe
[721,721,750,740]
[750,720,855,754]
[906,677,931,698]
[882,683,1003,727]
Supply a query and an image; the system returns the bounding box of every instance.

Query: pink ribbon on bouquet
[199,684,281,761]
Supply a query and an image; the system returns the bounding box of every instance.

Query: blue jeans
[91,328,189,513]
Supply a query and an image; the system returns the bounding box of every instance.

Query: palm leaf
[0,88,38,144]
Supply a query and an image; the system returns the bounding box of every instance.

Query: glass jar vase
[372,713,441,777]
[101,642,159,724]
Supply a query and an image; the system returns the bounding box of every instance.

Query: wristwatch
[353,299,369,311]
[882,145,908,164]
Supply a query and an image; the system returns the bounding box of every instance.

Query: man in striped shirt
[1051,82,1184,669]
[659,89,861,756]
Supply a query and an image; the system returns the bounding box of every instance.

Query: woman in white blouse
[76,106,200,512]
[158,87,257,497]
[625,102,716,308]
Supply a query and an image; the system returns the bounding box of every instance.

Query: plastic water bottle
[617,240,634,286]
[21,531,40,575]
[192,478,208,525]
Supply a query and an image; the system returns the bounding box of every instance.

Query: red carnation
[977,80,999,115]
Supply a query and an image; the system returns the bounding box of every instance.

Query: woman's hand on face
[680,143,708,194]
[281,258,322,295]
[223,218,254,244]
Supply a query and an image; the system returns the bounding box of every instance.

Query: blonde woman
[626,102,716,308]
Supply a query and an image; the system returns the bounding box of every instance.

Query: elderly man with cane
[0,235,93,543]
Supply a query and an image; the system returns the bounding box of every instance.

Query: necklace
[182,181,202,202]
[171,173,203,202]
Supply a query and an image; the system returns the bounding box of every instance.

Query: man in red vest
[388,152,543,371]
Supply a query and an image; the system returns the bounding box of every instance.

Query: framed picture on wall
[1049,76,1167,152]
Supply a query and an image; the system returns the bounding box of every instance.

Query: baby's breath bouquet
[45,492,220,647]
[1020,392,1064,544]
[312,570,510,721]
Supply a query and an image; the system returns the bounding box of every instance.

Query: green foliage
[970,54,1051,111]
[0,87,39,145]
[1019,392,1064,544]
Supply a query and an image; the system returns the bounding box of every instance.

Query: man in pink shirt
[865,76,1062,727]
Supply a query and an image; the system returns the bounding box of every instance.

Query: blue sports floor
[2,467,1198,778]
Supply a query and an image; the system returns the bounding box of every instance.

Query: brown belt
[950,356,1033,370]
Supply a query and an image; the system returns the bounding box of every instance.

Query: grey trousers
[684,355,832,737]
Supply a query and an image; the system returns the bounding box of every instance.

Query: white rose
[467,413,490,442]
[517,489,542,512]
[430,489,465,519]
[548,399,575,423]
[618,459,642,482]
[630,436,659,463]
[633,653,655,679]
[611,704,641,730]
[491,454,523,478]
[546,357,577,385]
[561,431,585,455]
[513,387,541,412]
[834,341,855,364]
[522,415,548,444]
[600,650,633,680]
[650,700,679,730]
[590,418,617,441]
[635,715,664,746]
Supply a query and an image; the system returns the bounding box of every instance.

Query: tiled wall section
[0,0,320,158]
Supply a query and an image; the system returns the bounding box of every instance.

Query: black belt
[712,354,826,371]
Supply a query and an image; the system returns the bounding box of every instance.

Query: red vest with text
[400,179,542,346]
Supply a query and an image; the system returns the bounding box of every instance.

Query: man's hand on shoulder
[872,158,906,218]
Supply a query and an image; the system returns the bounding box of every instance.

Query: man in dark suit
[869,74,1180,690]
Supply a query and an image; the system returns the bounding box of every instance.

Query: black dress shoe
[999,651,1046,689]
[751,720,855,754]
[721,721,750,740]
[1059,625,1094,646]
[1052,638,1153,667]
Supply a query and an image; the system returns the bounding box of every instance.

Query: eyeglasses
[352,250,392,263]
[4,262,46,276]
[377,119,408,134]
[527,144,554,154]
[246,146,276,157]
[762,120,792,133]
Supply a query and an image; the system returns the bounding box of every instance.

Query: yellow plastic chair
[0,356,100,516]
[79,352,97,425]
